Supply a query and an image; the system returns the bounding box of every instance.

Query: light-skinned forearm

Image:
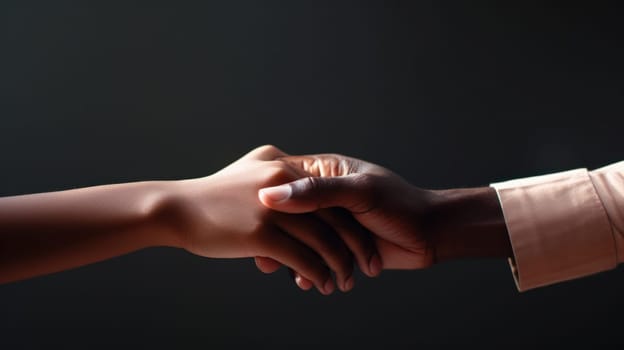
[0,146,366,294]
[0,181,181,284]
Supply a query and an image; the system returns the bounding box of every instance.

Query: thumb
[258,173,375,214]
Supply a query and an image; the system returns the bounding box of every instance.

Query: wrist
[144,180,191,249]
[426,187,512,264]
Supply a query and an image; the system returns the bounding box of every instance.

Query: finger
[276,213,354,292]
[254,256,282,274]
[259,227,335,295]
[293,270,314,291]
[278,154,360,177]
[254,256,315,291]
[288,268,314,291]
[258,173,376,214]
[315,208,381,278]
[275,156,378,280]
[256,258,317,291]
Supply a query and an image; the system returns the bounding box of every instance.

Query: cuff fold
[492,168,617,291]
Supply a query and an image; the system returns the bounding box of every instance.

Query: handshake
[0,145,513,290]
[174,145,512,294]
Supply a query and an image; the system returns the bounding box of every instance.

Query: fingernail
[295,275,304,288]
[259,185,292,203]
[369,254,382,277]
[324,279,335,295]
[345,275,354,292]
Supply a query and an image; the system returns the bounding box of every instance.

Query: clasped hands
[173,145,442,295]
[0,144,509,287]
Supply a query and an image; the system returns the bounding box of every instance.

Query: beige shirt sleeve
[491,161,624,291]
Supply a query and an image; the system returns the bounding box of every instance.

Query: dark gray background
[1,1,623,347]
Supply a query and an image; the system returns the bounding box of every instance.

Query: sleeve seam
[490,185,524,291]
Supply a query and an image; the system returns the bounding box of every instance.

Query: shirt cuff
[491,168,617,292]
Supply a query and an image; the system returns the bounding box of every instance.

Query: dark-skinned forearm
[427,187,513,263]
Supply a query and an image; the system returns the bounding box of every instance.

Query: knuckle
[290,176,321,199]
[325,153,346,159]
[256,144,279,153]
[303,176,321,192]
[323,154,357,175]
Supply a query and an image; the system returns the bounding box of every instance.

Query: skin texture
[0,146,378,294]
[257,153,513,288]
[0,145,510,295]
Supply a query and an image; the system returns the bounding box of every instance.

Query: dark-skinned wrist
[424,187,512,264]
